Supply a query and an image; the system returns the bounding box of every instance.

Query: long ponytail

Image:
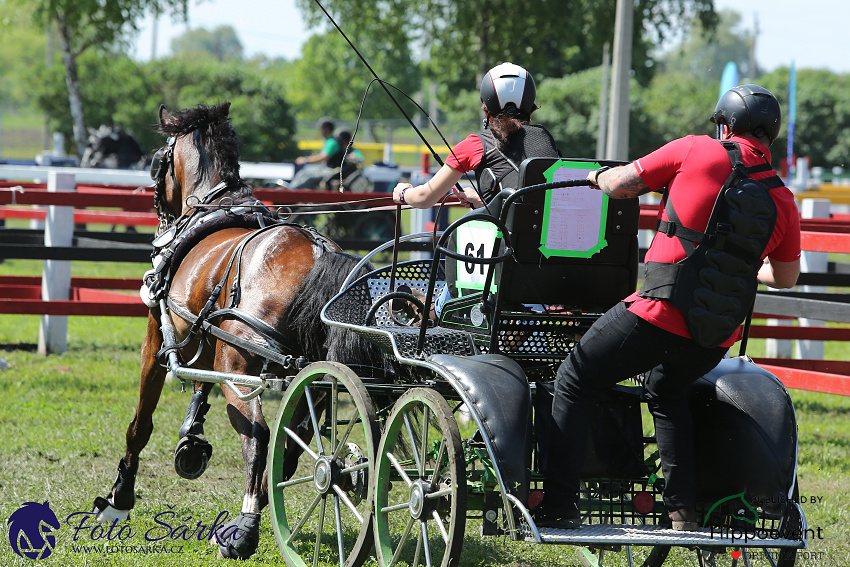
[483,103,530,153]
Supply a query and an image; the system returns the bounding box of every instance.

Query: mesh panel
[323,260,477,360]
[580,480,667,526]
[475,311,599,379]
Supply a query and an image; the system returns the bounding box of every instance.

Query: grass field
[1,110,47,160]
[0,257,848,566]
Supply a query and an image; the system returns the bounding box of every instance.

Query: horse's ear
[221,101,231,116]
[158,105,177,128]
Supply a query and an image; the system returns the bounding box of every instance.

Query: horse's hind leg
[174,382,215,479]
[94,315,166,522]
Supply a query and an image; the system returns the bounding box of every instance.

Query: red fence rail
[2,182,849,395]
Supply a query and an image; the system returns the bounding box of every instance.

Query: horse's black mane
[158,102,247,194]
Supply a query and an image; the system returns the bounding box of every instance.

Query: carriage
[97,104,806,567]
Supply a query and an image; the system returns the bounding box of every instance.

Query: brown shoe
[667,507,698,531]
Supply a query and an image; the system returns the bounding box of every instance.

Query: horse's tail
[289,250,388,376]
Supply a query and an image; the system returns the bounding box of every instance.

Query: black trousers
[544,302,727,509]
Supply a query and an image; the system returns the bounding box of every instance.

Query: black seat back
[495,157,639,311]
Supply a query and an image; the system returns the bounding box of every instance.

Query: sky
[132,0,850,74]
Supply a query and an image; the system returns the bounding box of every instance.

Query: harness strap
[225,223,327,309]
[478,131,521,194]
[657,191,702,256]
[165,297,302,367]
[758,175,785,189]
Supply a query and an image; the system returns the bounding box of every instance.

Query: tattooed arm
[586,163,652,199]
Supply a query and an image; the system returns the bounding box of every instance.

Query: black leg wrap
[174,390,213,480]
[215,512,261,560]
[110,459,138,510]
[92,459,137,522]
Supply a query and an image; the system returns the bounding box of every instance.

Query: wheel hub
[313,457,333,494]
[408,481,430,519]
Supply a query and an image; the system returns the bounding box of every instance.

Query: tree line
[2,0,848,169]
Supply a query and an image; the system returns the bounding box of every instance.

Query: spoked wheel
[373,388,466,567]
[268,362,378,567]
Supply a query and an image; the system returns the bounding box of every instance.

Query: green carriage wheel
[268,362,378,567]
[373,388,466,567]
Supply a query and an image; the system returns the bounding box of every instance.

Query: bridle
[150,135,181,230]
[150,133,236,234]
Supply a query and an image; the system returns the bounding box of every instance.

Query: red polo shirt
[625,134,801,347]
[444,134,485,173]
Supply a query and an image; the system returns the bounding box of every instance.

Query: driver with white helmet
[392,62,560,209]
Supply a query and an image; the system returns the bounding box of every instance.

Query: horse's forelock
[157,103,229,137]
[157,103,243,191]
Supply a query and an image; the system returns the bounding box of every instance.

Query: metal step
[528,523,804,549]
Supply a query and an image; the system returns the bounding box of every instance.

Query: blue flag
[787,61,796,180]
[719,62,739,100]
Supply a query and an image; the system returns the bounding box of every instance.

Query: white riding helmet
[480,62,537,116]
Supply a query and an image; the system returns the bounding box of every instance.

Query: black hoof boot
[174,389,213,480]
[215,512,260,560]
[92,459,137,522]
[174,435,213,479]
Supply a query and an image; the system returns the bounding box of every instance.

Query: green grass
[1,110,47,160]
[0,259,848,566]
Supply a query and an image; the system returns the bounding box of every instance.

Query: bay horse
[92,102,385,560]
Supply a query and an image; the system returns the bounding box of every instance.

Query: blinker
[152,225,177,248]
[150,149,166,180]
[150,137,176,181]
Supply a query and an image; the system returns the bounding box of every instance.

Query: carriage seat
[439,157,640,373]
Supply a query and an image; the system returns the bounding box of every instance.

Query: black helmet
[710,84,781,146]
[480,62,537,116]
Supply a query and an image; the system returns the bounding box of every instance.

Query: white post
[605,0,633,161]
[38,171,75,355]
[596,42,610,160]
[408,170,432,261]
[795,199,829,360]
[383,126,394,165]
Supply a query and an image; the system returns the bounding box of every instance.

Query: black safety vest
[638,140,784,348]
[474,124,560,203]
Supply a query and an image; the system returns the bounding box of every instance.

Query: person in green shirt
[290,118,345,189]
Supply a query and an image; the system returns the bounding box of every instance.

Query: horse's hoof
[174,435,213,480]
[92,496,130,523]
[214,512,260,560]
